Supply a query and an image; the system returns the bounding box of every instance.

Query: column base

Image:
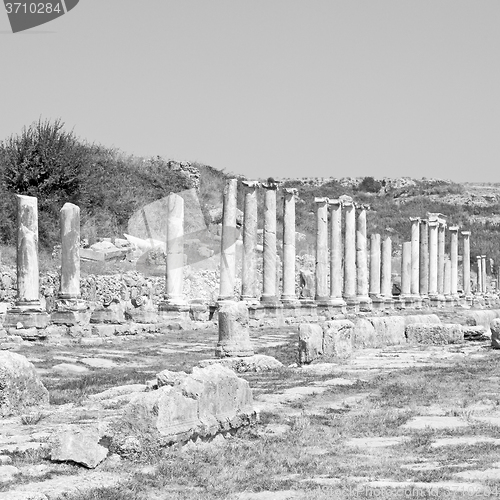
[4,305,49,329]
[383,297,395,309]
[158,301,190,321]
[343,296,359,313]
[412,296,423,309]
[297,299,319,319]
[370,296,386,310]
[429,294,444,308]
[357,296,373,312]
[394,296,406,310]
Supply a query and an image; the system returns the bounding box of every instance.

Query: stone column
[369,234,383,309]
[315,197,330,303]
[216,301,254,358]
[419,219,429,303]
[381,236,393,307]
[400,242,412,307]
[5,195,49,328]
[449,226,459,303]
[462,231,471,304]
[410,218,420,305]
[281,188,298,303]
[437,219,446,301]
[218,179,238,302]
[329,199,346,312]
[428,220,439,305]
[241,181,259,302]
[261,182,279,305]
[356,205,371,311]
[52,203,89,325]
[477,256,483,295]
[343,199,357,309]
[482,255,487,294]
[444,257,452,305]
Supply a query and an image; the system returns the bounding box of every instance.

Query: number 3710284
[5,3,61,14]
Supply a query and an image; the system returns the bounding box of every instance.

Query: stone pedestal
[343,199,357,310]
[356,205,371,311]
[261,182,279,305]
[5,195,49,329]
[241,181,259,303]
[329,199,346,313]
[218,179,238,302]
[216,301,254,357]
[281,188,298,303]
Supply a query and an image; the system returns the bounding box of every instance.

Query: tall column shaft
[482,255,487,293]
[282,188,298,301]
[165,193,185,304]
[462,231,471,297]
[410,218,420,296]
[381,236,392,298]
[401,241,412,297]
[241,181,259,300]
[59,202,81,299]
[219,179,238,301]
[428,221,438,297]
[437,222,446,295]
[369,233,381,297]
[356,206,370,304]
[343,201,356,300]
[261,183,278,303]
[476,256,483,293]
[444,258,451,297]
[419,220,429,296]
[329,199,344,301]
[315,197,329,301]
[449,226,459,297]
[16,195,40,306]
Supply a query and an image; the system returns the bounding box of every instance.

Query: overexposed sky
[1,1,499,182]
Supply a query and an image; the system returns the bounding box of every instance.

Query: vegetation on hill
[1,118,499,278]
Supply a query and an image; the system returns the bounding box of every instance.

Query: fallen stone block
[91,324,116,337]
[462,325,488,341]
[0,351,49,417]
[50,424,109,468]
[322,320,355,359]
[466,310,500,335]
[298,323,323,363]
[367,316,406,347]
[198,354,283,372]
[406,323,464,345]
[491,319,500,349]
[352,318,377,348]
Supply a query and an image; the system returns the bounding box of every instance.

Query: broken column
[356,204,371,311]
[315,197,330,305]
[410,217,421,307]
[5,195,49,328]
[52,203,89,325]
[462,231,472,305]
[369,233,383,309]
[449,226,459,304]
[428,220,439,306]
[381,236,393,308]
[329,199,346,312]
[215,301,254,357]
[218,179,238,302]
[419,219,429,305]
[159,193,189,318]
[400,241,412,308]
[343,198,357,310]
[241,181,259,303]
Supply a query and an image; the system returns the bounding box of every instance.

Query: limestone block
[0,351,49,417]
[90,301,126,324]
[50,424,109,468]
[490,319,500,349]
[198,354,284,372]
[91,324,116,337]
[352,318,377,348]
[404,314,441,326]
[466,310,500,335]
[406,323,464,345]
[216,302,254,358]
[322,320,355,359]
[462,325,487,341]
[298,323,323,364]
[368,316,407,346]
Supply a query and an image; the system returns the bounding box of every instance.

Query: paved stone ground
[1,326,500,498]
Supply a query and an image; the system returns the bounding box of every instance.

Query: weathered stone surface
[405,323,464,345]
[118,364,255,444]
[198,354,283,372]
[298,323,323,364]
[465,310,500,335]
[90,301,126,324]
[404,314,441,326]
[51,363,90,375]
[50,424,108,468]
[91,324,116,337]
[0,352,49,417]
[352,318,377,348]
[368,316,406,346]
[88,384,147,401]
[322,320,354,359]
[491,318,500,349]
[216,301,254,358]
[462,325,488,341]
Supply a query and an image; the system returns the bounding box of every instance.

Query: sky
[1,1,499,183]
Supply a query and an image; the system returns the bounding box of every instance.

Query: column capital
[409,217,421,223]
[314,197,329,204]
[355,202,370,210]
[428,220,439,228]
[449,226,459,232]
[328,198,341,207]
[283,187,298,196]
[241,180,260,189]
[261,181,279,190]
[461,231,471,236]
